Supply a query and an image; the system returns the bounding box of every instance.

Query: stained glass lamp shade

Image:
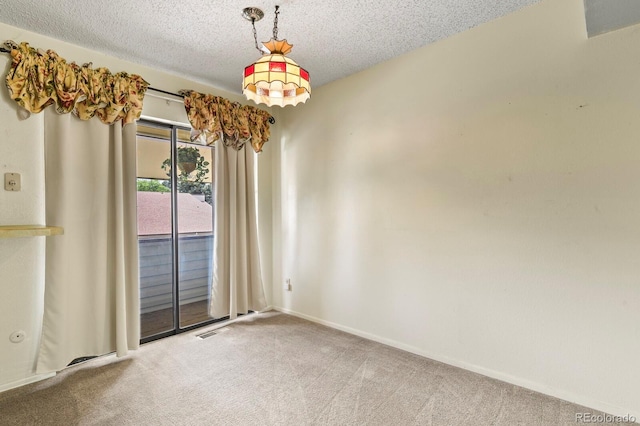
[243,38,311,107]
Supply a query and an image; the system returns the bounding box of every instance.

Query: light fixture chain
[273,5,280,40]
[251,19,262,53]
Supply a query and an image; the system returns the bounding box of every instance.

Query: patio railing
[139,233,213,314]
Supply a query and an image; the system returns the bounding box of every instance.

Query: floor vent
[67,356,98,366]
[196,328,226,339]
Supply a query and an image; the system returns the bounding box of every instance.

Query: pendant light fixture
[242,6,310,107]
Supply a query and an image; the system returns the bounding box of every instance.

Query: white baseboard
[273,307,639,421]
[0,372,56,394]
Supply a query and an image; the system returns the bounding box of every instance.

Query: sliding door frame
[138,119,228,344]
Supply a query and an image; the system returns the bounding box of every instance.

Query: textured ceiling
[0,0,541,94]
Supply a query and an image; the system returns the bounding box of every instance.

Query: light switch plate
[4,173,21,191]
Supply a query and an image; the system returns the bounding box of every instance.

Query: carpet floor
[0,311,627,425]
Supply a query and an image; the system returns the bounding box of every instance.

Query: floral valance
[3,41,149,125]
[180,90,272,153]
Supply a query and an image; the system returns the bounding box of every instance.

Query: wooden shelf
[0,225,64,238]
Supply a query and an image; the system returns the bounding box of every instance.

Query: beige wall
[273,0,640,418]
[0,69,47,390]
[0,22,276,391]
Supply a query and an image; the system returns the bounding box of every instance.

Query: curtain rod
[148,87,276,124]
[148,87,182,98]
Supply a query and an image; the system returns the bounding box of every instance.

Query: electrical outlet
[9,330,26,343]
[285,278,292,291]
[4,173,21,191]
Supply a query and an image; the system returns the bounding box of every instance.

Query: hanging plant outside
[161,146,212,204]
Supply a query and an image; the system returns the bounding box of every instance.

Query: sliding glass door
[136,120,217,342]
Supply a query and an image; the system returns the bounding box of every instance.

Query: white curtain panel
[210,138,267,319]
[37,109,140,373]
